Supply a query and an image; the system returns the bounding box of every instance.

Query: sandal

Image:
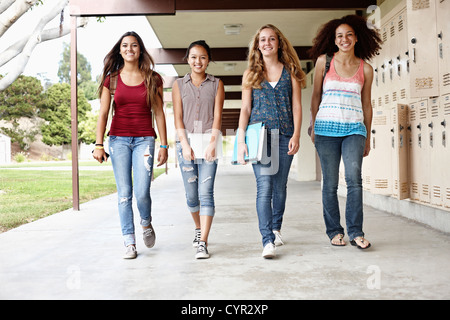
[330,234,346,246]
[350,236,371,250]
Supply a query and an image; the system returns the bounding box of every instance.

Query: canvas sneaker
[195,241,210,259]
[123,245,137,259]
[143,225,156,248]
[262,242,276,259]
[273,230,284,246]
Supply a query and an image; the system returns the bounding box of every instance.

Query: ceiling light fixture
[224,24,242,35]
[224,63,236,71]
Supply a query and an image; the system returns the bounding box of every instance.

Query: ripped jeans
[109,136,155,246]
[176,142,217,216]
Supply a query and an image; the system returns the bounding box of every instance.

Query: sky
[0,3,177,85]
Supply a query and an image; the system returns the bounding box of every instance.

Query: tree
[57,42,91,84]
[0,0,88,91]
[40,82,91,146]
[0,74,43,148]
[57,42,98,100]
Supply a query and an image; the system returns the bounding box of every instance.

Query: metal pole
[70,15,80,211]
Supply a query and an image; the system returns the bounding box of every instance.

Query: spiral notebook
[231,122,266,164]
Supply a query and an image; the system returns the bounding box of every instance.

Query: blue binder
[231,122,266,164]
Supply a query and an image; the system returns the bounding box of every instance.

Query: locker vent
[382,31,387,43]
[398,19,404,32]
[422,184,430,201]
[410,109,416,121]
[411,0,430,10]
[419,108,427,119]
[446,188,450,205]
[390,25,395,38]
[444,103,450,116]
[415,77,434,91]
[401,89,407,100]
[378,97,382,107]
[433,186,441,200]
[392,91,397,102]
[374,179,389,189]
[385,94,390,105]
[411,182,419,199]
[431,105,439,117]
[400,182,409,195]
[443,73,450,87]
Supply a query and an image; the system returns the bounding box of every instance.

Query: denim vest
[250,67,294,135]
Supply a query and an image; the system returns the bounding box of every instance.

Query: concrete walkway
[0,164,449,300]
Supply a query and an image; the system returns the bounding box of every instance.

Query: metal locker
[440,94,450,209]
[369,108,393,194]
[395,8,410,103]
[428,97,443,207]
[408,99,430,203]
[378,21,391,108]
[406,0,440,98]
[391,104,410,200]
[436,0,450,96]
[362,134,372,191]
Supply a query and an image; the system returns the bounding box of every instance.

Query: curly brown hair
[309,15,382,61]
[243,24,306,89]
[98,31,162,108]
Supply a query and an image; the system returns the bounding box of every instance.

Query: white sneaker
[273,231,284,246]
[123,245,137,259]
[195,241,210,259]
[262,243,276,259]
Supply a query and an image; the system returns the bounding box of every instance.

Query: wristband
[160,145,169,149]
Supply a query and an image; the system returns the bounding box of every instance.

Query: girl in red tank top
[93,31,168,259]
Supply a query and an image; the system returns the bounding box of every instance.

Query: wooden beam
[150,46,312,64]
[175,0,376,11]
[69,0,175,16]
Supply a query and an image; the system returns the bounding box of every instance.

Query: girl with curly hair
[309,15,382,249]
[237,24,306,258]
[94,31,168,259]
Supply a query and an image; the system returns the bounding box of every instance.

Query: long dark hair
[98,31,161,107]
[309,15,382,62]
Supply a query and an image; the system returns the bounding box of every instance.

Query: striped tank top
[314,55,367,138]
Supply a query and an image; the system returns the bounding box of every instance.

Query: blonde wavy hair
[243,24,306,89]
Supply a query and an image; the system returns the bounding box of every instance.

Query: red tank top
[104,73,162,137]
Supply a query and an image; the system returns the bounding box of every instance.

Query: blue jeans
[314,134,366,241]
[109,136,155,246]
[176,142,218,217]
[252,132,293,247]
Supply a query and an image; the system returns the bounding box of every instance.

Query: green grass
[0,165,165,232]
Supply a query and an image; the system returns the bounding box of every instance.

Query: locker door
[408,100,429,202]
[441,94,450,209]
[392,104,410,200]
[429,97,443,206]
[436,0,450,95]
[379,22,391,108]
[370,108,393,194]
[406,0,440,98]
[396,8,410,102]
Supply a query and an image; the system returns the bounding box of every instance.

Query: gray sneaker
[123,245,137,259]
[143,225,156,248]
[195,241,210,259]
